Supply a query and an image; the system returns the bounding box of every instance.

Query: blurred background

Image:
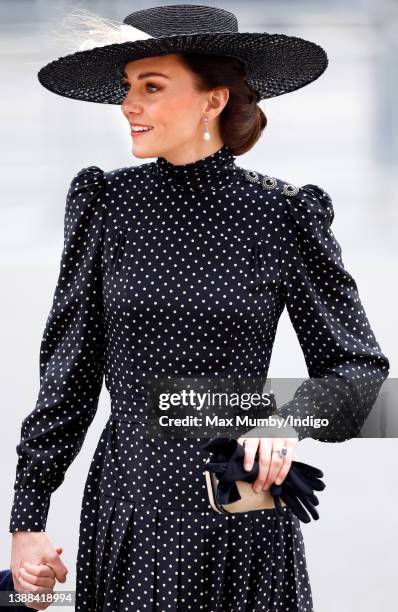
[1,1,397,611]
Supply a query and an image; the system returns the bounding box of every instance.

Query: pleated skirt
[74,411,314,612]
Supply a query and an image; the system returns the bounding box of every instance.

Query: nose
[121,94,145,118]
[122,106,138,122]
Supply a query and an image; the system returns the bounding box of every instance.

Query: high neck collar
[152,144,237,192]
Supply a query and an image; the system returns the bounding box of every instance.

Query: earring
[203,116,211,141]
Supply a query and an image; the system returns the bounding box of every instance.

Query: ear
[205,87,229,118]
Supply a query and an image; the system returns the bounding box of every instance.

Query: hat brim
[37,31,328,104]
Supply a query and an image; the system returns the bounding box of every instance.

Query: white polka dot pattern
[76,427,314,611]
[9,166,106,533]
[276,182,389,441]
[8,144,389,611]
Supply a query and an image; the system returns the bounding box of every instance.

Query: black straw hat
[38,4,328,105]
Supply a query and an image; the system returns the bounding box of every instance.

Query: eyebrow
[122,71,171,81]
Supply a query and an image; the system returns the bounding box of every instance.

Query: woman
[9,5,389,612]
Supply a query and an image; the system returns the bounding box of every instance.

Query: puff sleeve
[275,184,390,442]
[9,166,107,532]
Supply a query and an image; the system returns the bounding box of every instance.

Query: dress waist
[109,394,151,422]
[109,377,277,424]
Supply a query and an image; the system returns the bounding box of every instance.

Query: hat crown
[123,4,239,36]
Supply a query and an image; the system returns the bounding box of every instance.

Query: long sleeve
[274,183,390,442]
[9,166,107,532]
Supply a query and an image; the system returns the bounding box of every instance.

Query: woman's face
[120,53,228,163]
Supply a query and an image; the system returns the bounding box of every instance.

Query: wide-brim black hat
[38,4,328,105]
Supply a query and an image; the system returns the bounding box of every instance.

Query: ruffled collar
[152,144,237,192]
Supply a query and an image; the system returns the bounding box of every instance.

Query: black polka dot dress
[9,144,389,611]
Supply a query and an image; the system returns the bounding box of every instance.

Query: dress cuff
[274,399,315,441]
[9,488,51,532]
[275,394,358,442]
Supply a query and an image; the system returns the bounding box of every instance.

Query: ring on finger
[272,446,288,459]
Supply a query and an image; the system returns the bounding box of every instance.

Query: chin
[131,147,155,159]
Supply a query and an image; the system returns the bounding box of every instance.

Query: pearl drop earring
[203,116,211,141]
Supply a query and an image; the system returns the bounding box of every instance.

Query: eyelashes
[121,80,161,93]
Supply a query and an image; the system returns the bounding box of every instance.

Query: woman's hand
[237,433,299,492]
[11,534,68,610]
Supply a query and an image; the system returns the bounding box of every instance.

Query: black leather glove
[201,437,326,524]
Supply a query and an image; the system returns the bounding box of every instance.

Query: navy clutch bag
[201,437,326,523]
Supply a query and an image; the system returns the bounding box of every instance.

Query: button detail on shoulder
[282,183,299,196]
[243,169,260,183]
[243,169,294,193]
[243,169,277,190]
[261,176,277,190]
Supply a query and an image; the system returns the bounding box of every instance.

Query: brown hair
[178,52,267,156]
